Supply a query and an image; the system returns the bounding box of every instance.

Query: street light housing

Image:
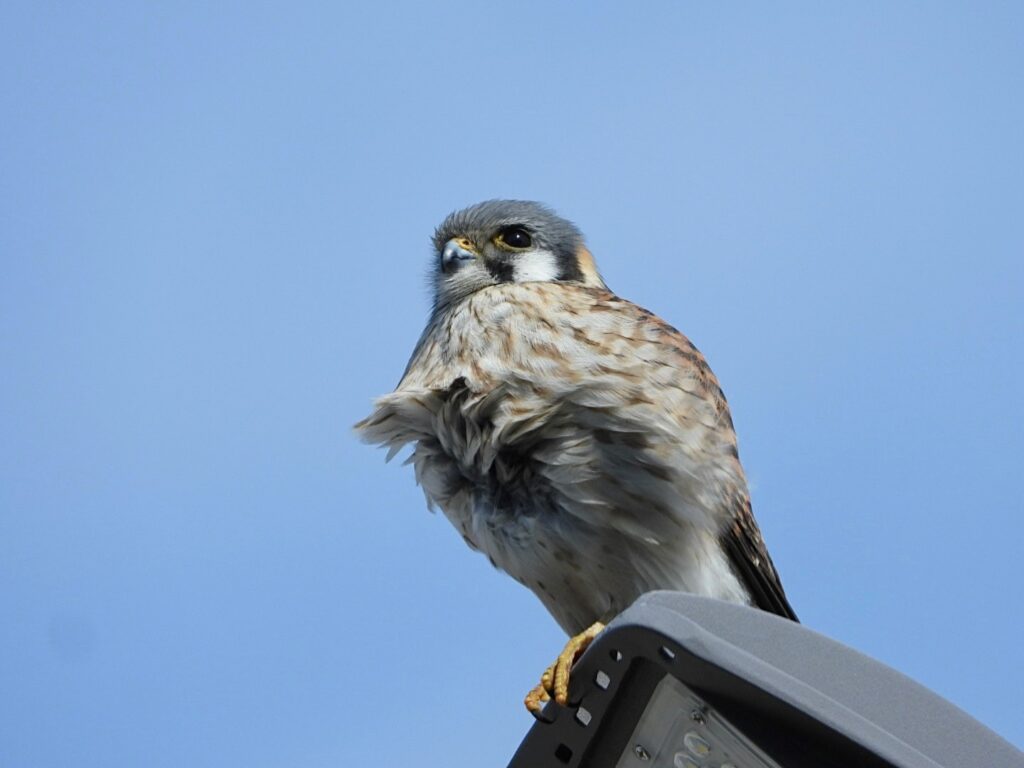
[507,591,1022,768]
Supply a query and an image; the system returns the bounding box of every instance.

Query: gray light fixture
[507,591,1022,768]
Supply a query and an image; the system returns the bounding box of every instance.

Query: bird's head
[430,200,606,308]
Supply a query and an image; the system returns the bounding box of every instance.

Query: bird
[355,199,797,713]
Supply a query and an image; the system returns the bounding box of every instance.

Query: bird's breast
[358,282,753,631]
[403,284,645,394]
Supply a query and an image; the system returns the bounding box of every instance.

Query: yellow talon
[524,622,605,713]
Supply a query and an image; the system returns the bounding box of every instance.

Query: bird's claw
[524,621,605,714]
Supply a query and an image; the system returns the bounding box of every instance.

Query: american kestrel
[356,200,797,712]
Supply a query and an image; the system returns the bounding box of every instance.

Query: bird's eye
[497,227,533,250]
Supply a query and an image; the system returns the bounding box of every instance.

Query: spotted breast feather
[358,281,794,633]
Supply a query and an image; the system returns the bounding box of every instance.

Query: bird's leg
[524,662,554,713]
[524,621,605,713]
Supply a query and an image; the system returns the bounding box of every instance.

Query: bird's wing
[721,495,799,621]
[628,299,799,622]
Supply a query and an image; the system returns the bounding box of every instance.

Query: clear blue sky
[2,3,1021,765]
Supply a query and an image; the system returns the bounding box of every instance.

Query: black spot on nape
[487,258,514,283]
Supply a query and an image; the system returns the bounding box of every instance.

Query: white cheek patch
[512,249,560,283]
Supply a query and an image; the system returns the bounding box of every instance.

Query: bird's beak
[441,237,479,273]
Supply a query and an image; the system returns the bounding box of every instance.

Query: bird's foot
[524,621,605,714]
